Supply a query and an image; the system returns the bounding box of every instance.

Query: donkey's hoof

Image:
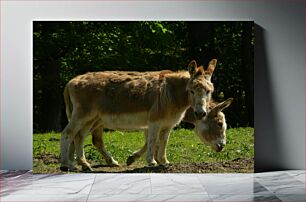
[60,166,69,172]
[158,160,170,165]
[148,161,158,167]
[81,165,93,172]
[107,159,120,167]
[60,166,77,172]
[159,163,171,168]
[126,156,136,166]
[109,162,120,167]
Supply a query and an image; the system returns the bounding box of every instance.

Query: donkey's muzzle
[194,110,206,120]
[215,143,225,152]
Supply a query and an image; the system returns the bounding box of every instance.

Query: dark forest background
[33,21,254,133]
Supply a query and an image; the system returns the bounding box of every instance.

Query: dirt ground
[34,154,253,173]
[90,158,254,173]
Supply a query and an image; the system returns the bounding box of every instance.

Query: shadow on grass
[80,157,254,174]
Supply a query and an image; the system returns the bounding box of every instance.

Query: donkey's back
[65,70,189,130]
[61,60,217,171]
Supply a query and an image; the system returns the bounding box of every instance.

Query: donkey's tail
[63,85,73,122]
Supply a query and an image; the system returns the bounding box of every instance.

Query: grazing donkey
[60,59,217,171]
[126,98,233,166]
[193,98,233,152]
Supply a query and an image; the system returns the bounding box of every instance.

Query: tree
[33,21,254,132]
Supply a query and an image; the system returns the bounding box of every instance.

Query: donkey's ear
[188,60,198,76]
[205,59,217,81]
[217,98,233,112]
[210,98,233,116]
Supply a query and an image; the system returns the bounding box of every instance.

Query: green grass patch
[33,127,254,173]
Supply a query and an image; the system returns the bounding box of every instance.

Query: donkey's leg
[68,141,75,168]
[60,120,82,171]
[92,127,120,167]
[127,129,148,166]
[146,123,161,166]
[74,125,93,171]
[156,127,172,165]
[154,144,161,164]
[61,105,97,172]
[154,139,160,164]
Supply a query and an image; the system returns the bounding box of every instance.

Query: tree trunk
[39,59,62,132]
[34,22,63,132]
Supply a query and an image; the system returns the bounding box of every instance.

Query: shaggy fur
[126,98,233,166]
[60,60,217,171]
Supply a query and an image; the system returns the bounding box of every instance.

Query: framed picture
[33,21,254,173]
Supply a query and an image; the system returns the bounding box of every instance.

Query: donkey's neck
[165,72,191,109]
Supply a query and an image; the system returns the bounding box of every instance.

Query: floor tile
[253,181,277,195]
[0,170,32,180]
[275,194,306,202]
[265,184,305,195]
[198,173,255,195]
[286,170,305,183]
[1,194,88,201]
[0,170,8,174]
[210,194,282,202]
[1,173,96,196]
[88,194,211,202]
[1,173,48,196]
[285,170,306,175]
[90,174,151,195]
[150,174,208,195]
[1,170,306,202]
[254,170,302,180]
[255,173,305,195]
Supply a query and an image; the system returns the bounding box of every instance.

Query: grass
[33,127,254,173]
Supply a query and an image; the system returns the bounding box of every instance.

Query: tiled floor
[0,170,305,201]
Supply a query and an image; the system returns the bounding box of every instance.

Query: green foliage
[33,21,254,132]
[205,22,254,127]
[33,127,254,173]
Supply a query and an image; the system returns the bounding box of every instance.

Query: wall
[1,0,304,171]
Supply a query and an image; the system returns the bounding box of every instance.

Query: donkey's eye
[190,90,194,95]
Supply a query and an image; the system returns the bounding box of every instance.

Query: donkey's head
[186,59,217,120]
[194,98,233,152]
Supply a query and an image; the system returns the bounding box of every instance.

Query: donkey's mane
[154,71,191,115]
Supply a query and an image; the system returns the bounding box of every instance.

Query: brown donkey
[60,59,217,171]
[125,98,233,166]
[193,98,233,152]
